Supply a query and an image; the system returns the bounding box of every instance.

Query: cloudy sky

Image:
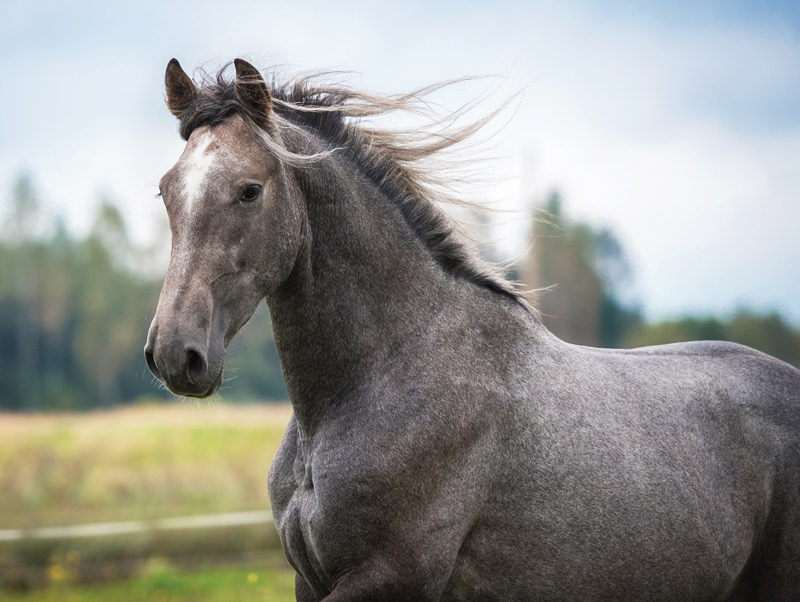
[1,0,799,323]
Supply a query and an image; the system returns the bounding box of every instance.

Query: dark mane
[171,66,531,311]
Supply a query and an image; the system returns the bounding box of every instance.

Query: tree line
[0,175,286,410]
[0,176,797,410]
[522,191,800,367]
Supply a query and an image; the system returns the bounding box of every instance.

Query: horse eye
[239,185,262,203]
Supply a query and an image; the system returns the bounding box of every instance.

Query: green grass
[0,403,296,594]
[4,562,296,602]
[0,403,292,528]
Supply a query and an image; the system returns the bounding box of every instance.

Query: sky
[1,0,799,324]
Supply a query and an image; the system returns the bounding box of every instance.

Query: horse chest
[270,432,335,594]
[279,489,325,584]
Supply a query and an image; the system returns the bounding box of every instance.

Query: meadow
[0,402,291,527]
[5,561,296,601]
[0,402,294,597]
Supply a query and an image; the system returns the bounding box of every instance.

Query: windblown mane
[171,66,532,311]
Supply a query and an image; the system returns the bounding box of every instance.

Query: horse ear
[165,58,197,116]
[234,59,273,129]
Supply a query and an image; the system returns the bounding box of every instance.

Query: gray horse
[144,58,800,601]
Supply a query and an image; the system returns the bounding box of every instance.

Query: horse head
[144,59,304,397]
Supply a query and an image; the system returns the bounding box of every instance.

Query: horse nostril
[186,349,207,384]
[145,349,162,381]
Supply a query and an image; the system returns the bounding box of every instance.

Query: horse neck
[266,154,520,433]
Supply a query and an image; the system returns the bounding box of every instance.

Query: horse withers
[144,58,800,601]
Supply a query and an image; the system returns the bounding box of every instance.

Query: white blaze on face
[169,128,220,280]
[180,129,217,213]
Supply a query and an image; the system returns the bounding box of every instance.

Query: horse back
[470,338,800,600]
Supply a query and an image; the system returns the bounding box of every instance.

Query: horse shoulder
[287,380,501,597]
[268,412,301,524]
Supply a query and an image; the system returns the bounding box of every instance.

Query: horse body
[452,340,797,601]
[269,288,800,601]
[146,59,800,601]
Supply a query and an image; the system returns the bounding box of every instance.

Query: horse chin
[187,368,223,399]
[161,362,224,399]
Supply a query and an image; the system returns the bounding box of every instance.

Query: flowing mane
[169,65,531,310]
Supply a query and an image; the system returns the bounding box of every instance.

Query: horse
[144,58,800,601]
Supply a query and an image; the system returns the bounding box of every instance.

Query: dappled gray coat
[146,58,800,601]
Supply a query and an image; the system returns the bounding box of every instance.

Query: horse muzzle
[144,326,224,397]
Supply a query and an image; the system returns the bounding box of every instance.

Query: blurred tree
[726,311,800,366]
[5,173,41,242]
[624,310,800,369]
[520,191,641,347]
[92,199,130,267]
[623,316,726,348]
[0,173,290,410]
[5,174,42,408]
[71,200,155,406]
[224,303,289,401]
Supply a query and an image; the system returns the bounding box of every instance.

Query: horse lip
[199,368,224,397]
[162,360,222,399]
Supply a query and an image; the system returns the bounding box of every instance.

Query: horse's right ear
[165,58,197,116]
[233,59,273,130]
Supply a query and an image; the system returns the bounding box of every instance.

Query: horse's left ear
[165,58,197,116]
[234,59,273,129]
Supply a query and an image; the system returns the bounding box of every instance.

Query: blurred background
[1,0,799,600]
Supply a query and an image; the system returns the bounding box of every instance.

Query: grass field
[4,561,296,601]
[0,403,295,595]
[0,402,292,528]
